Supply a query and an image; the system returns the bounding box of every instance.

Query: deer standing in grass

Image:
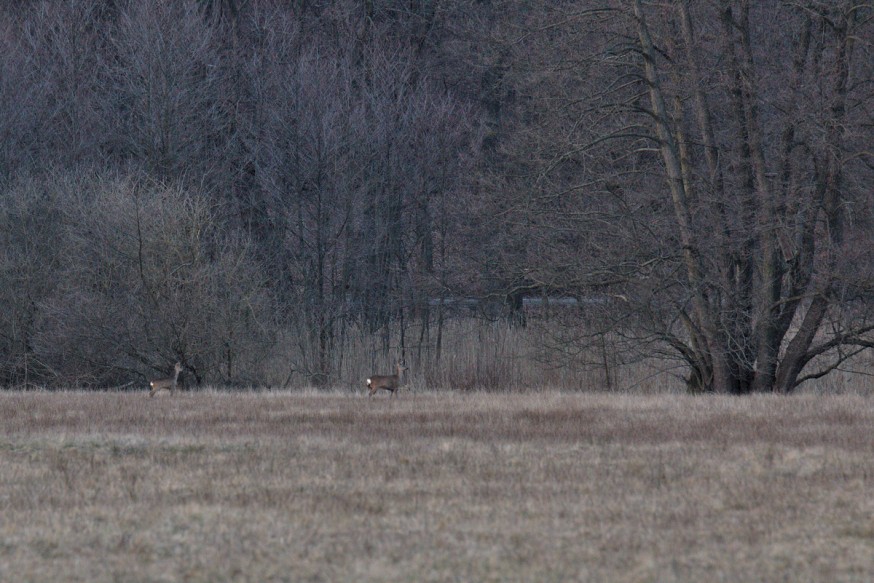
[149,362,182,398]
[366,363,408,397]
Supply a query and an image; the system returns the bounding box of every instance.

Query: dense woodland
[0,0,872,392]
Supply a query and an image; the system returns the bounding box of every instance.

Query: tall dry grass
[295,318,688,392]
[1,390,873,582]
[273,317,874,395]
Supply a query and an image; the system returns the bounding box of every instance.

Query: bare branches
[0,0,870,391]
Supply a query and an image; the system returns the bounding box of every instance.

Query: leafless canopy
[0,0,871,392]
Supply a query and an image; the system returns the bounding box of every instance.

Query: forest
[0,0,872,392]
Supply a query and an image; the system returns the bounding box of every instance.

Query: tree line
[0,1,871,392]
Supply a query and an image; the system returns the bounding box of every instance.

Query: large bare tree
[484,0,874,392]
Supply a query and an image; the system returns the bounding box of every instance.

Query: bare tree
[0,0,109,178]
[30,174,274,387]
[251,9,475,385]
[0,174,69,386]
[477,1,874,392]
[106,0,230,183]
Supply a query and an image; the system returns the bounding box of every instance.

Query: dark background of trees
[0,0,871,392]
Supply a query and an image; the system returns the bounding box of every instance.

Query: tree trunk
[634,0,734,392]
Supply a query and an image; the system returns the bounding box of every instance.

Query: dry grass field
[1,389,873,582]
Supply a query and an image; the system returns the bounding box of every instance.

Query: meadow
[1,389,873,582]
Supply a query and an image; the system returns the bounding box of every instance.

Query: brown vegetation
[1,390,872,581]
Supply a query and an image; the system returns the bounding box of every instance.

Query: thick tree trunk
[635,0,735,392]
[773,11,851,392]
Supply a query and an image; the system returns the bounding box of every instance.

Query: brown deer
[149,362,183,398]
[366,363,408,397]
